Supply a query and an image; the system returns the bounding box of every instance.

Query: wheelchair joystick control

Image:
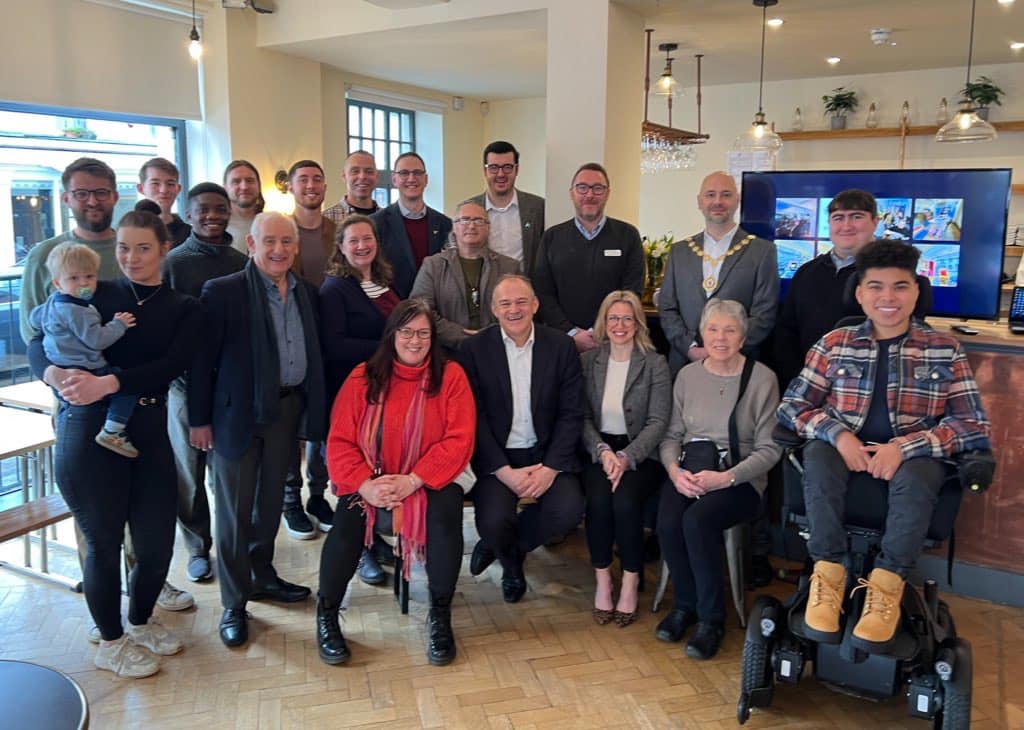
[934,648,955,681]
[759,617,776,638]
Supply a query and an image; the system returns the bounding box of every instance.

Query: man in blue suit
[370,152,452,298]
[188,211,326,648]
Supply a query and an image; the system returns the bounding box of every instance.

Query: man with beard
[532,163,644,353]
[20,158,123,346]
[658,171,778,374]
[223,160,265,255]
[280,160,335,539]
[323,150,381,223]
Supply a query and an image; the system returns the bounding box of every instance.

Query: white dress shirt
[485,191,524,262]
[502,324,538,449]
[701,224,739,297]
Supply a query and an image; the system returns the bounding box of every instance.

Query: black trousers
[167,382,213,557]
[283,440,329,507]
[656,479,761,623]
[472,447,585,575]
[582,439,663,573]
[318,483,465,605]
[54,399,177,641]
[210,389,304,609]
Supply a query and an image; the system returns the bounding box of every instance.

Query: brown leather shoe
[852,567,904,648]
[804,560,846,641]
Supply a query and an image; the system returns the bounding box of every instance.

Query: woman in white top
[580,291,671,627]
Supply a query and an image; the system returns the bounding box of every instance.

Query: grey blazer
[469,189,545,277]
[657,227,779,374]
[580,344,671,466]
[409,246,520,351]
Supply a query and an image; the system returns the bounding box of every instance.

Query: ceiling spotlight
[827,57,841,65]
[870,27,893,45]
[766,17,784,27]
[1011,41,1024,50]
[997,0,1014,5]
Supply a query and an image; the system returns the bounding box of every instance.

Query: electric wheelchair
[735,417,995,728]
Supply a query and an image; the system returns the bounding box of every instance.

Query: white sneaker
[94,634,160,678]
[127,617,184,655]
[87,625,101,644]
[157,582,195,611]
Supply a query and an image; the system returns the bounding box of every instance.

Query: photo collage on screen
[773,196,964,287]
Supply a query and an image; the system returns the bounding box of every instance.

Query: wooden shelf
[1007,245,1024,257]
[1012,183,1024,196]
[1003,283,1015,292]
[778,119,1024,141]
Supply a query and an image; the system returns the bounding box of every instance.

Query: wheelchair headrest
[841,270,934,320]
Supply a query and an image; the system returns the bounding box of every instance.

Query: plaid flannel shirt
[777,319,991,460]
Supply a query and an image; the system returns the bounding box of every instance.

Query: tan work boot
[804,560,847,640]
[851,567,905,647]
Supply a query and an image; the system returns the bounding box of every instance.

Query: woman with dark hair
[30,209,203,678]
[315,299,475,667]
[319,214,402,581]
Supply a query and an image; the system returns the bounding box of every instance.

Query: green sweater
[19,231,120,346]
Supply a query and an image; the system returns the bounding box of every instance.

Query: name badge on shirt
[604,249,622,257]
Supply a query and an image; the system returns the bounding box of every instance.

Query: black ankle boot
[427,596,456,666]
[316,595,351,665]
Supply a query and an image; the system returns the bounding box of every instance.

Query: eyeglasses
[68,188,114,202]
[394,169,426,179]
[606,315,636,325]
[454,217,488,227]
[485,163,516,174]
[397,327,432,340]
[573,183,608,196]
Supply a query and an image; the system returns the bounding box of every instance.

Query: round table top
[0,660,88,730]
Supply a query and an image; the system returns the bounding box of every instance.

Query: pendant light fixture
[936,0,997,143]
[652,43,683,97]
[733,0,783,153]
[188,0,203,60]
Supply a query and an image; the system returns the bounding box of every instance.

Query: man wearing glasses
[20,157,123,346]
[410,200,520,352]
[370,152,452,298]
[533,163,644,353]
[469,141,546,276]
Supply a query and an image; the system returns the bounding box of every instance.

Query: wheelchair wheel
[937,637,972,730]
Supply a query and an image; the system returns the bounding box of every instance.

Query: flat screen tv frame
[739,168,1013,321]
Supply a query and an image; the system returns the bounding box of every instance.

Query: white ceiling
[265,0,1024,99]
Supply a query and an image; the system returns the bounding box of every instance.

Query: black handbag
[679,357,756,473]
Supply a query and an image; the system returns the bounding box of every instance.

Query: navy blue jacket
[370,203,452,298]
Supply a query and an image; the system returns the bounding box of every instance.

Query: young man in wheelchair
[777,240,991,651]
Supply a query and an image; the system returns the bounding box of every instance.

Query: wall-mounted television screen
[739,169,1012,319]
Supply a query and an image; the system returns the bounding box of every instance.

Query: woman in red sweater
[316,299,476,667]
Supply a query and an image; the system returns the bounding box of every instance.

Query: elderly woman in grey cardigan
[581,290,671,628]
[409,200,519,351]
[655,298,781,661]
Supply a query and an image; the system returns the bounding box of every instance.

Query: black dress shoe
[250,577,312,603]
[655,608,698,643]
[750,555,774,588]
[357,547,387,585]
[316,596,351,665]
[426,601,456,666]
[470,541,496,576]
[219,608,249,647]
[501,572,527,603]
[685,622,725,660]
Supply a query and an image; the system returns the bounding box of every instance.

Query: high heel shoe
[592,608,615,626]
[613,609,637,628]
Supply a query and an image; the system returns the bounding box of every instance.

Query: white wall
[481,97,547,197]
[639,62,1024,240]
[2,0,201,120]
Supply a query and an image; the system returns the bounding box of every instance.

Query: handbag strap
[727,357,757,468]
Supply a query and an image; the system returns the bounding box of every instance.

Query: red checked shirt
[777,320,991,460]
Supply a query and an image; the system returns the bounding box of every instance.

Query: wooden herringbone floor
[1,508,1022,729]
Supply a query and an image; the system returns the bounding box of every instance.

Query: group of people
[17,143,990,678]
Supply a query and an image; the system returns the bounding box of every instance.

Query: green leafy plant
[960,76,1004,108]
[822,87,859,117]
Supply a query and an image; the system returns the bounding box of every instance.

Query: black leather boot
[316,595,351,665]
[427,595,456,666]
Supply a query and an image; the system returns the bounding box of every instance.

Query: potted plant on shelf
[822,86,858,130]
[960,75,1004,120]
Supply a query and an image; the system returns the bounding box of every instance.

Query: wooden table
[0,660,89,729]
[0,379,54,414]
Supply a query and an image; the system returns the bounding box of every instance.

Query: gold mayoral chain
[685,234,755,292]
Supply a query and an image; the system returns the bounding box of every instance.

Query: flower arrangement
[641,233,675,302]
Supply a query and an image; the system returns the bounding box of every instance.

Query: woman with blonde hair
[580,290,671,627]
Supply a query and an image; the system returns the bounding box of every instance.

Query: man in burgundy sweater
[370,152,452,298]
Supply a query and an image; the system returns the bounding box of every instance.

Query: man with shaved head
[658,171,778,374]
